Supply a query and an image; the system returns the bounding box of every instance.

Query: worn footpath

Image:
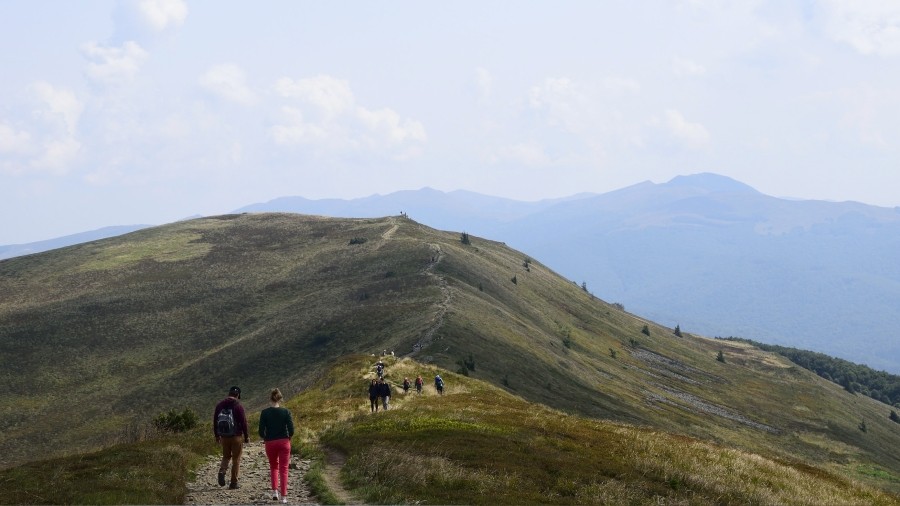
[186,441,317,505]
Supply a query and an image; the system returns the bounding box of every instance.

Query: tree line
[721,337,900,408]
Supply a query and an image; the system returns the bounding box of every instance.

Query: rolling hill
[2,212,900,500]
[234,174,900,373]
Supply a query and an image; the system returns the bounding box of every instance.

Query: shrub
[511,275,517,285]
[609,348,617,359]
[348,237,368,245]
[612,302,625,311]
[460,232,471,245]
[674,325,682,337]
[641,325,650,336]
[716,350,726,363]
[153,408,198,433]
[890,410,900,424]
[858,419,867,432]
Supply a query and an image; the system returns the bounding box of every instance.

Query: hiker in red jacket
[213,386,250,489]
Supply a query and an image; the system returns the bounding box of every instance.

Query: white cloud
[820,0,900,56]
[673,56,707,76]
[31,137,82,174]
[32,82,83,135]
[0,123,32,153]
[275,76,355,118]
[271,75,426,159]
[199,64,257,105]
[661,109,711,149]
[81,41,148,85]
[137,0,188,31]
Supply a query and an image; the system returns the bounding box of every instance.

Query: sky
[2,1,900,244]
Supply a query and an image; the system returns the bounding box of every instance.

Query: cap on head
[229,386,241,398]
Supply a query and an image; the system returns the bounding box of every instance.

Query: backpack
[216,407,236,437]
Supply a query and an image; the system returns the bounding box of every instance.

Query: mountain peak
[666,173,759,194]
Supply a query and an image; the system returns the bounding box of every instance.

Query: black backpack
[216,407,236,437]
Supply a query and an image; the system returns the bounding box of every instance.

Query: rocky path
[185,442,317,505]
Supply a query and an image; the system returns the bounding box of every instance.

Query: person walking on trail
[376,361,384,379]
[435,374,444,395]
[415,375,423,394]
[368,378,379,413]
[377,377,392,410]
[259,388,295,504]
[214,386,250,489]
[402,377,411,394]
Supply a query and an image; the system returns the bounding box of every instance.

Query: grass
[0,425,216,505]
[296,355,899,505]
[3,212,900,501]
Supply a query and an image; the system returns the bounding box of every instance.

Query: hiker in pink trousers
[259,388,295,504]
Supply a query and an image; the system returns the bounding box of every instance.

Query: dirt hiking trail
[186,441,316,505]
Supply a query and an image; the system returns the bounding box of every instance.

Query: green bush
[153,408,198,433]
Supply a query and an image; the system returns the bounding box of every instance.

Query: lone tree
[641,325,650,336]
[891,410,900,424]
[716,350,726,363]
[460,231,471,245]
[674,324,683,337]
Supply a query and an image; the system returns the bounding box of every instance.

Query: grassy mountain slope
[2,355,896,505]
[2,212,900,496]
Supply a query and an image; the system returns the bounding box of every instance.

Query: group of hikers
[368,360,445,412]
[211,362,448,503]
[213,386,294,504]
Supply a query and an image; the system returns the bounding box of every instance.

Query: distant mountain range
[6,173,899,371]
[0,225,150,260]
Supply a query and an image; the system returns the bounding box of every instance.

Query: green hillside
[2,212,900,499]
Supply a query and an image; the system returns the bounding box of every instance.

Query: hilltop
[2,213,900,498]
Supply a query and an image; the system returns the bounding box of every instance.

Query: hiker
[376,361,384,379]
[402,377,411,393]
[415,375,423,394]
[435,375,444,395]
[378,377,392,410]
[259,388,295,504]
[213,386,250,489]
[368,378,379,412]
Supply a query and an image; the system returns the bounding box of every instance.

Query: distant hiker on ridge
[214,386,250,489]
[402,377,411,394]
[435,375,444,395]
[259,388,295,504]
[378,377,392,410]
[376,361,384,379]
[368,378,379,413]
[415,375,424,394]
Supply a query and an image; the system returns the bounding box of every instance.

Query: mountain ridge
[3,212,900,500]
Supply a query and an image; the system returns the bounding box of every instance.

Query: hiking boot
[217,472,226,487]
[229,481,241,489]
[281,497,288,504]
[272,490,280,501]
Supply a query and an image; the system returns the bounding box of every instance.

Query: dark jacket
[377,382,391,398]
[258,406,294,441]
[214,397,249,439]
[368,383,379,399]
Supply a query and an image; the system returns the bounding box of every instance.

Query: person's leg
[230,437,244,486]
[218,438,232,486]
[265,440,279,493]
[278,439,291,497]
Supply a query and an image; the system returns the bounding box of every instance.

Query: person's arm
[258,409,267,440]
[238,404,250,442]
[286,409,295,438]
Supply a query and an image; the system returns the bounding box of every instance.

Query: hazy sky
[3,1,900,244]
